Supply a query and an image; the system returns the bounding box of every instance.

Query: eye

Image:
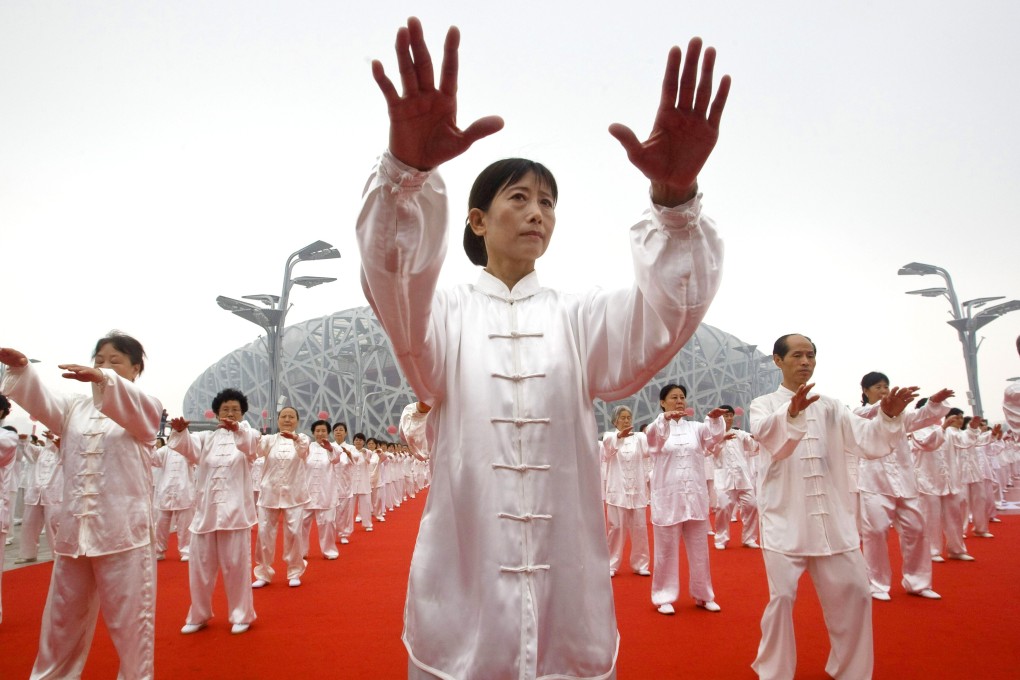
[540,198,554,208]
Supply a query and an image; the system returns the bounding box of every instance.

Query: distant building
[184,306,780,437]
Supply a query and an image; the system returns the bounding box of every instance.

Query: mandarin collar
[474,269,543,302]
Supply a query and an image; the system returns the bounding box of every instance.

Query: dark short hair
[310,419,331,434]
[353,432,366,442]
[0,394,10,419]
[717,404,735,413]
[212,388,248,415]
[333,422,348,432]
[946,407,964,418]
[658,383,688,411]
[93,331,146,375]
[915,397,928,409]
[773,334,816,359]
[463,158,558,266]
[860,371,890,405]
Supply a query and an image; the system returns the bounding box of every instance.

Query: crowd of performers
[3,15,1020,680]
[0,341,430,679]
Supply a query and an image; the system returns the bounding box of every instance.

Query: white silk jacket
[1,364,161,557]
[854,399,949,498]
[170,423,260,533]
[750,387,902,556]
[256,433,311,509]
[645,414,726,525]
[600,431,650,510]
[152,445,196,511]
[357,152,723,680]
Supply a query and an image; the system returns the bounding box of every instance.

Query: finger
[693,46,716,117]
[371,60,400,106]
[461,116,505,146]
[608,123,641,158]
[438,25,460,97]
[677,37,703,111]
[658,45,681,111]
[707,74,731,129]
[407,16,436,92]
[395,24,419,96]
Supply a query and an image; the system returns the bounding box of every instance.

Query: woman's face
[660,388,687,413]
[277,408,299,433]
[864,380,889,405]
[313,424,330,441]
[93,342,141,382]
[613,410,633,431]
[217,400,244,423]
[470,172,556,268]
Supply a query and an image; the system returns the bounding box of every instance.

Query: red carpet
[2,498,1018,678]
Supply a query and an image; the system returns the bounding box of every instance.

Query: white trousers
[752,549,872,680]
[19,502,57,561]
[337,496,355,539]
[155,507,195,557]
[186,529,256,626]
[860,492,931,594]
[714,488,759,547]
[254,506,306,582]
[30,545,156,680]
[301,507,338,558]
[606,504,649,573]
[0,532,6,623]
[940,492,968,556]
[964,481,990,533]
[372,486,385,518]
[355,493,373,529]
[651,519,714,606]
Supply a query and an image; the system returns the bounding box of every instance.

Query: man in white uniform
[749,334,917,680]
[709,405,759,550]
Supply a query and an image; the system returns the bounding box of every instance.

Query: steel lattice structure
[184,305,780,437]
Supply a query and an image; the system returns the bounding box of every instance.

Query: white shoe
[252,579,268,588]
[231,623,250,634]
[911,588,941,600]
[180,555,189,562]
[974,531,994,538]
[931,555,945,563]
[340,537,349,544]
[707,530,715,536]
[948,553,975,561]
[743,540,760,549]
[365,527,373,532]
[872,592,891,601]
[288,578,301,587]
[697,600,721,612]
[634,568,651,576]
[657,603,675,615]
[355,515,362,522]
[714,543,726,550]
[156,553,166,561]
[609,569,617,578]
[990,516,1002,522]
[181,622,207,634]
[325,553,339,560]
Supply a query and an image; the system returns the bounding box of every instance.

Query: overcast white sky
[2,1,1017,433]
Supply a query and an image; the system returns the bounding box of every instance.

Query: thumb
[608,123,641,157]
[462,115,505,146]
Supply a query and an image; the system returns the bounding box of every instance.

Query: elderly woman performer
[253,406,311,588]
[170,388,260,635]
[601,406,651,578]
[646,384,726,615]
[1,334,162,679]
[359,17,727,680]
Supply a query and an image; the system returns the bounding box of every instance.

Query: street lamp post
[217,240,340,431]
[898,261,1020,417]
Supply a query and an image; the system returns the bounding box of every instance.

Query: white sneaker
[931,555,945,563]
[634,568,651,576]
[973,531,994,538]
[288,578,301,587]
[872,592,891,601]
[609,569,617,578]
[911,588,941,600]
[340,537,349,544]
[743,540,760,549]
[948,553,975,561]
[714,543,726,550]
[180,555,189,562]
[697,600,721,612]
[181,622,207,634]
[365,527,373,532]
[231,623,250,634]
[325,553,339,560]
[657,603,675,615]
[252,579,268,588]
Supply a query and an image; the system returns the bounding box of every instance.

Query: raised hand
[609,37,731,207]
[880,386,920,418]
[0,347,29,368]
[787,383,819,418]
[371,17,504,171]
[706,408,728,420]
[58,364,104,383]
[664,410,686,421]
[217,418,238,432]
[618,426,634,439]
[929,388,954,403]
[170,417,190,433]
[280,431,297,440]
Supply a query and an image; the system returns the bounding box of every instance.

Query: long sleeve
[1004,382,1020,432]
[92,369,162,447]
[0,363,75,435]
[750,397,807,463]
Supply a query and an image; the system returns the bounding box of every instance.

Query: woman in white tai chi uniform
[646,384,726,615]
[359,17,728,679]
[600,406,651,578]
[170,388,260,635]
[253,406,310,588]
[1,333,162,680]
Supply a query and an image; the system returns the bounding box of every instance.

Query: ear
[772,354,782,369]
[468,208,487,236]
